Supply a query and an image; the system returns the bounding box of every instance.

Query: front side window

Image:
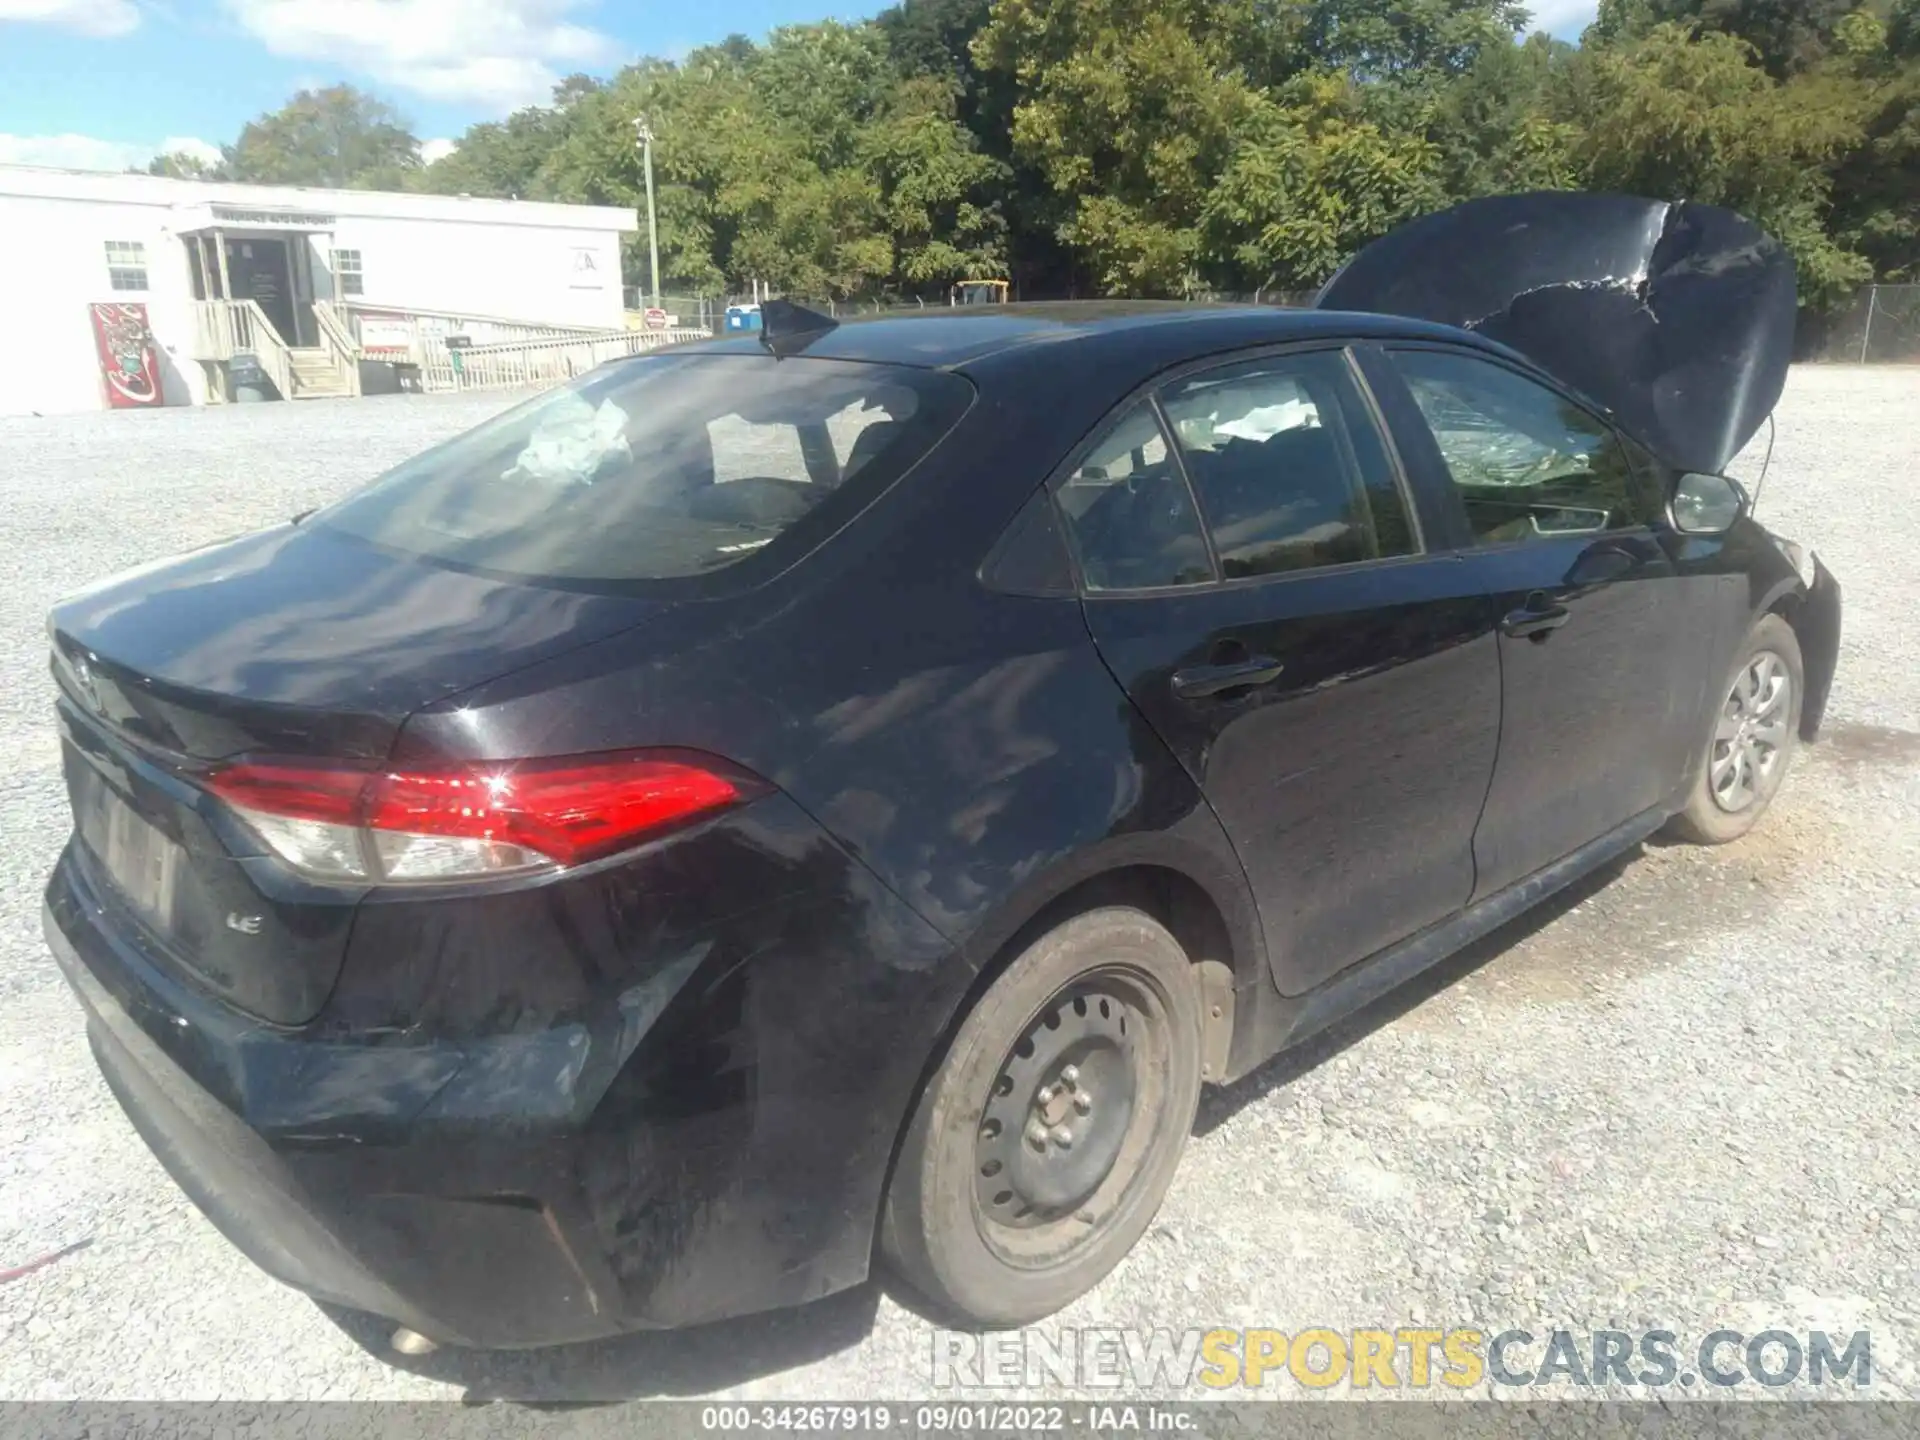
[1158,350,1416,579]
[318,354,971,587]
[1054,402,1212,591]
[1388,348,1663,544]
[105,240,148,292]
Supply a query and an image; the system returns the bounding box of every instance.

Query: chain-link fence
[1800,284,1920,363]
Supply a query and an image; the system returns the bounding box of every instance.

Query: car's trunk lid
[50,521,666,1025]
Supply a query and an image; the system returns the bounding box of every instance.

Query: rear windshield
[317,354,971,585]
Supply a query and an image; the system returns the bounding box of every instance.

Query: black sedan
[43,194,1840,1348]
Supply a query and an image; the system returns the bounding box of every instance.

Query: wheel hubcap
[975,987,1138,1227]
[1711,650,1792,813]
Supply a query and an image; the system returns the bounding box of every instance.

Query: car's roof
[680,301,1502,372]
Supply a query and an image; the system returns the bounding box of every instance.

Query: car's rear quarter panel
[375,349,1269,1319]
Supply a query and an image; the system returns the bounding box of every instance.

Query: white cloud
[1526,0,1599,34]
[0,131,218,170]
[0,0,139,36]
[226,0,621,111]
[419,136,458,164]
[158,135,224,165]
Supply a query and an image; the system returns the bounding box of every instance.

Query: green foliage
[145,151,222,180]
[1643,0,1860,75]
[1428,32,1579,196]
[974,0,1263,293]
[416,77,601,200]
[1893,0,1920,56]
[177,1,1915,313]
[223,86,422,189]
[1298,0,1531,81]
[1562,24,1874,303]
[1204,73,1448,290]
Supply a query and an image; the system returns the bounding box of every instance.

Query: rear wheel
[1667,614,1803,845]
[882,907,1203,1326]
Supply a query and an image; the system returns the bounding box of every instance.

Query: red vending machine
[89,302,164,408]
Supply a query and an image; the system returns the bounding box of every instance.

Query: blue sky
[0,0,1602,172]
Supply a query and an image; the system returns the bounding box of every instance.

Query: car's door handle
[1499,597,1572,640]
[1171,656,1286,699]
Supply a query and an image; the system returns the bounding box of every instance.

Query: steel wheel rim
[971,965,1175,1268]
[1710,650,1792,813]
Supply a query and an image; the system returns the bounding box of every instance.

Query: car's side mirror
[1672,472,1749,535]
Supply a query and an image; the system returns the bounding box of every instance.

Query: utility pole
[633,115,661,312]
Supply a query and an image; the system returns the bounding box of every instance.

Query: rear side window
[1054,402,1213,591]
[1387,348,1663,543]
[1158,350,1416,579]
[318,354,971,586]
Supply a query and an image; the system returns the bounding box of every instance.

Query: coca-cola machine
[88,302,164,408]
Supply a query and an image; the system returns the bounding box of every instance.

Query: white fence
[421,327,713,393]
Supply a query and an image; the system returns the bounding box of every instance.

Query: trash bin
[228,352,277,403]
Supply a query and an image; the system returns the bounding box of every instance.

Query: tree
[223,85,423,189]
[1637,0,1860,75]
[1204,73,1448,292]
[1893,0,1920,56]
[1428,31,1579,197]
[861,75,1010,285]
[1825,5,1920,280]
[1558,23,1873,301]
[1585,0,1658,46]
[418,107,575,199]
[124,0,1914,311]
[1298,0,1531,82]
[975,0,1262,293]
[753,22,896,169]
[145,150,223,180]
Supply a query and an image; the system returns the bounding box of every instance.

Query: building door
[224,237,299,346]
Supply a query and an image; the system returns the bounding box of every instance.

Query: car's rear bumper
[48,867,633,1348]
[45,792,961,1349]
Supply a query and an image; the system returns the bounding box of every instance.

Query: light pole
[633,115,661,313]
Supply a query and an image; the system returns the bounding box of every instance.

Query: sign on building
[570,247,606,288]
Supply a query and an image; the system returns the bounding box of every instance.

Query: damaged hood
[1315,193,1797,476]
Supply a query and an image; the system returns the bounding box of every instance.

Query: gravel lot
[1,370,1917,1404]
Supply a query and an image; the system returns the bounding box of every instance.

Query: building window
[105,241,148,292]
[332,249,364,296]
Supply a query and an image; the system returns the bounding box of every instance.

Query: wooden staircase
[190,300,362,403]
[287,346,354,400]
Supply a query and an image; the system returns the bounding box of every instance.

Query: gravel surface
[0,371,1916,1404]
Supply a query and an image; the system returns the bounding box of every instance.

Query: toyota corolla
[43,193,1841,1349]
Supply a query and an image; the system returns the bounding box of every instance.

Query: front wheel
[1666,614,1804,845]
[881,907,1203,1327]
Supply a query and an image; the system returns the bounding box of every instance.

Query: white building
[0,165,639,416]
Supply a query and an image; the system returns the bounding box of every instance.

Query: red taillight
[206,751,753,883]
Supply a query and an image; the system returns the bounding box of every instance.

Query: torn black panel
[1315,193,1797,476]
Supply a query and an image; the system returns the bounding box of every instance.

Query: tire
[882,906,1204,1327]
[1666,614,1804,845]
